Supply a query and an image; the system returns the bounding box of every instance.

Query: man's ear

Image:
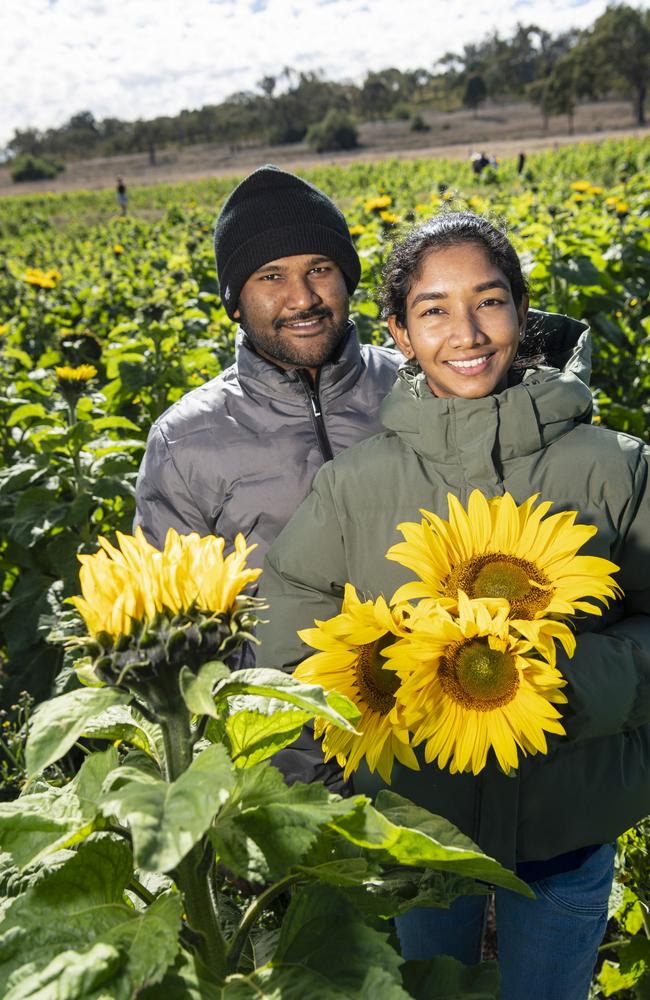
[387,314,414,360]
[233,307,240,320]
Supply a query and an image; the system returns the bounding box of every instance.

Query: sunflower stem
[160,706,228,981]
[226,873,300,975]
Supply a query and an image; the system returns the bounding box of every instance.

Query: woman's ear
[517,294,530,337]
[387,315,414,359]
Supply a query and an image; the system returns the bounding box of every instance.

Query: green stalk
[160,706,228,980]
[226,874,300,975]
[64,398,86,503]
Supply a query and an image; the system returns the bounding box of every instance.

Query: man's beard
[238,305,349,369]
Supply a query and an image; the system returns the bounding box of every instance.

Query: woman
[257,213,650,1000]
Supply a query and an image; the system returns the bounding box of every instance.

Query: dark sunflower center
[444,553,551,619]
[355,633,399,716]
[440,638,519,710]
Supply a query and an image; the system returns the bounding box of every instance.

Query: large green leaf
[0,834,181,999]
[0,749,118,868]
[214,668,360,732]
[330,792,532,896]
[26,686,131,776]
[223,697,310,767]
[221,884,405,998]
[4,941,128,1000]
[209,763,359,883]
[401,955,500,1000]
[101,743,235,871]
[81,703,164,764]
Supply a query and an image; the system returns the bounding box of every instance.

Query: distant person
[471,151,490,176]
[517,151,526,175]
[116,177,128,215]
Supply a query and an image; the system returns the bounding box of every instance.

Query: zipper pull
[309,392,321,418]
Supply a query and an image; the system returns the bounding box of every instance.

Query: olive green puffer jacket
[257,312,650,869]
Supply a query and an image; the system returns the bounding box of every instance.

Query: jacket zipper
[296,370,334,462]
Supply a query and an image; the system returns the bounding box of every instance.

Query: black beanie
[214,164,361,319]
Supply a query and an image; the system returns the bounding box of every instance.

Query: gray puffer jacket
[134,323,400,566]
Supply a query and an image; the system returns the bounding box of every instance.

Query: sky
[0,0,637,149]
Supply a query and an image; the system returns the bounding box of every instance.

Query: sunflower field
[0,136,648,998]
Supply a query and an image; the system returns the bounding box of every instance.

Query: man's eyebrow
[410,279,510,308]
[253,255,334,276]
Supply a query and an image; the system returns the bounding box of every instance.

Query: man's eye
[310,266,329,274]
[479,297,504,307]
[260,273,281,281]
[423,306,444,316]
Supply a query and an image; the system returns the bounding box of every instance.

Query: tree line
[5,2,648,166]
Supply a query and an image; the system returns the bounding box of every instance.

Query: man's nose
[284,274,321,311]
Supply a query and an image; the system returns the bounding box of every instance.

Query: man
[135,165,399,789]
[135,164,400,570]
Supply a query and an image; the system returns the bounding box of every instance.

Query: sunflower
[23,267,61,289]
[386,593,568,775]
[55,364,98,387]
[70,527,260,638]
[388,491,620,636]
[295,584,417,783]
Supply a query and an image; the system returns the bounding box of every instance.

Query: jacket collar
[234,321,366,400]
[380,313,593,479]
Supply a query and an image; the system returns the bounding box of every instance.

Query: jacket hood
[381,311,593,467]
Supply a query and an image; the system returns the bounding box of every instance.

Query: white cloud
[0,0,636,147]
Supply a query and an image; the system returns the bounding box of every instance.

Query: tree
[530,56,577,133]
[574,3,649,125]
[306,110,358,152]
[463,74,487,116]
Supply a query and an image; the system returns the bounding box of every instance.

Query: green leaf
[141,948,221,1000]
[26,686,131,776]
[101,743,235,872]
[0,749,118,868]
[224,884,403,998]
[9,489,65,548]
[209,764,358,883]
[401,955,500,999]
[81,704,164,763]
[179,660,231,717]
[224,698,309,767]
[4,941,128,1000]
[0,834,182,998]
[214,668,360,732]
[6,403,49,428]
[330,792,532,896]
[344,867,487,920]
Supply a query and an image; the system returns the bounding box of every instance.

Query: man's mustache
[274,307,333,330]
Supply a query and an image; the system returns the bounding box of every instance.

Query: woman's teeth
[447,354,491,369]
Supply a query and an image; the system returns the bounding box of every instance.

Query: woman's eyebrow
[473,279,510,293]
[410,278,510,308]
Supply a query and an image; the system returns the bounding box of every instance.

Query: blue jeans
[395,843,616,1000]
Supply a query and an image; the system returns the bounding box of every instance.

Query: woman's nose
[448,311,485,348]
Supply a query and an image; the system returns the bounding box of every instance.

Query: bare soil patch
[0,99,646,199]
